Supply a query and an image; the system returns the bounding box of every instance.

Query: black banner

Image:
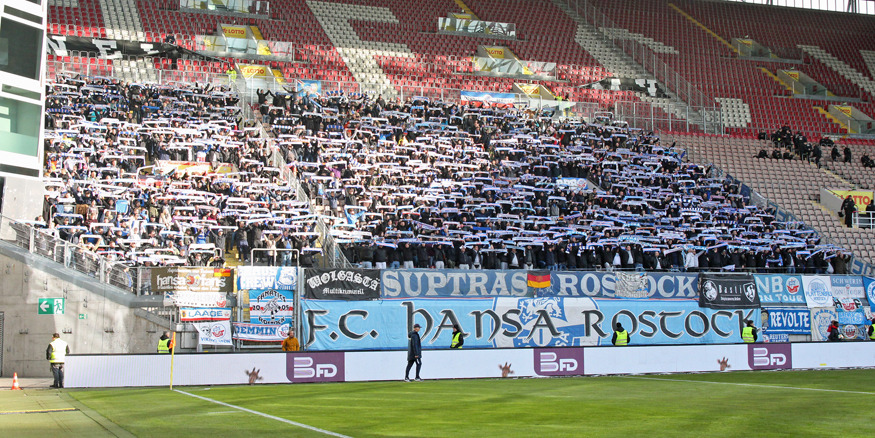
[304,269,381,300]
[699,273,760,309]
[46,35,220,62]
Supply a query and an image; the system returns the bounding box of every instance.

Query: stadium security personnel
[611,323,629,346]
[46,333,70,388]
[451,325,464,349]
[157,331,174,354]
[742,320,758,343]
[868,323,875,340]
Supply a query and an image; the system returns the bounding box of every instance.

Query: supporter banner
[193,321,233,346]
[809,307,838,341]
[802,275,833,308]
[437,18,516,37]
[381,270,530,298]
[163,291,228,308]
[305,269,381,300]
[556,178,597,193]
[835,298,866,325]
[237,266,297,291]
[865,277,875,313]
[754,274,805,305]
[699,273,759,308]
[155,161,212,176]
[300,297,757,350]
[830,276,865,300]
[762,307,810,334]
[180,307,232,322]
[152,267,234,294]
[47,35,175,59]
[459,90,515,109]
[297,80,322,97]
[547,272,698,299]
[248,289,295,325]
[232,323,289,342]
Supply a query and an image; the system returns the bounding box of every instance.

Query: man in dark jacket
[404,324,422,381]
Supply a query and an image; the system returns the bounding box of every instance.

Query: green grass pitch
[12,369,875,437]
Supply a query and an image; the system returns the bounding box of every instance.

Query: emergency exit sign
[38,298,65,315]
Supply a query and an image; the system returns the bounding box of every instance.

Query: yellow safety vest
[158,338,171,353]
[49,339,68,363]
[742,326,755,343]
[615,330,628,346]
[869,326,875,340]
[451,332,462,348]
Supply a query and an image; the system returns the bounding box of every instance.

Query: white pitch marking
[175,390,352,437]
[622,375,875,395]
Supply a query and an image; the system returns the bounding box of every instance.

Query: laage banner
[301,297,758,350]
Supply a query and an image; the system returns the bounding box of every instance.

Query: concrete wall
[0,242,170,377]
[2,175,44,222]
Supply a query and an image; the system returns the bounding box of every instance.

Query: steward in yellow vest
[742,320,758,343]
[612,323,629,346]
[451,325,464,349]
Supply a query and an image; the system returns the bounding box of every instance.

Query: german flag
[213,268,231,277]
[527,271,551,289]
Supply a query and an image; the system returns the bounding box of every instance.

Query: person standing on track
[741,320,758,343]
[157,331,174,354]
[46,333,69,388]
[282,330,300,352]
[611,323,630,346]
[405,324,422,381]
[450,324,464,349]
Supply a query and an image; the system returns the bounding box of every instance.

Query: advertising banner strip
[754,274,806,305]
[300,297,759,351]
[830,275,865,300]
[151,267,234,294]
[232,323,289,342]
[864,276,875,313]
[546,271,698,299]
[249,289,295,325]
[699,273,760,308]
[381,269,531,298]
[180,307,232,322]
[802,275,833,308]
[762,307,811,334]
[163,291,228,308]
[193,321,233,346]
[237,266,297,291]
[305,269,381,300]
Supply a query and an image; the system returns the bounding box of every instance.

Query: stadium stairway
[97,0,145,41]
[799,45,875,99]
[666,134,875,266]
[552,0,711,132]
[306,0,414,96]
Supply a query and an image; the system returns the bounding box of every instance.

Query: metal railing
[853,212,875,229]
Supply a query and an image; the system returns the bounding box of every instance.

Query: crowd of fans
[32,74,855,274]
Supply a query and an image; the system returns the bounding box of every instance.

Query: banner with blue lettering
[864,277,875,313]
[830,276,865,300]
[546,272,698,299]
[762,307,811,334]
[237,266,297,291]
[248,289,295,325]
[300,297,758,351]
[754,274,805,305]
[381,270,531,298]
[232,323,289,342]
[802,275,833,308]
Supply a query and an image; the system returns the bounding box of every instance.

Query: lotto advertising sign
[754,274,805,305]
[300,297,759,351]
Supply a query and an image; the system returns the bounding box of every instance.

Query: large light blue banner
[546,272,698,299]
[763,307,811,334]
[865,276,875,313]
[381,270,531,298]
[300,297,758,350]
[754,274,806,305]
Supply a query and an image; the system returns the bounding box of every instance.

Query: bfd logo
[534,348,584,376]
[286,353,345,383]
[747,344,791,370]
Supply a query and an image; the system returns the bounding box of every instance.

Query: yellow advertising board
[785,71,800,80]
[835,106,854,117]
[238,64,269,78]
[830,190,874,210]
[483,46,506,59]
[221,25,248,39]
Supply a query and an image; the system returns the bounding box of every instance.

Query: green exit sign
[38,298,65,315]
[79,314,87,320]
